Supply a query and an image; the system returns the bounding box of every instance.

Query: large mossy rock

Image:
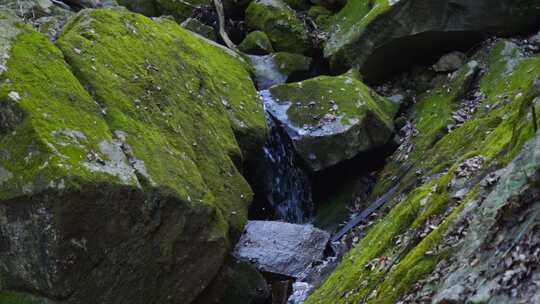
[263,71,399,171]
[325,0,540,82]
[0,8,265,304]
[245,0,311,55]
[306,38,540,304]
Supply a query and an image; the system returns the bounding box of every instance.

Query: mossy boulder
[245,0,311,54]
[0,8,266,304]
[250,52,312,89]
[263,70,400,171]
[324,0,540,82]
[239,31,275,55]
[117,0,210,21]
[306,39,540,304]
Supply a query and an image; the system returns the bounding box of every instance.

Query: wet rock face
[234,221,330,278]
[0,9,265,304]
[325,0,540,82]
[249,52,312,89]
[263,71,400,171]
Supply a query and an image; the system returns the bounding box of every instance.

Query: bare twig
[213,0,236,50]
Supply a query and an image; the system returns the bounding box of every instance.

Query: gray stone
[433,131,540,304]
[324,0,540,82]
[433,284,465,304]
[433,51,466,72]
[234,221,330,278]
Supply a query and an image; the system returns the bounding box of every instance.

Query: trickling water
[249,55,287,90]
[260,112,314,223]
[248,54,314,223]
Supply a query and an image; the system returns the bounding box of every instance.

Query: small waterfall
[249,55,287,90]
[248,55,314,223]
[261,113,314,223]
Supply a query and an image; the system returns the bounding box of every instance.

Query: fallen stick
[331,164,413,242]
[213,0,236,50]
[331,184,399,242]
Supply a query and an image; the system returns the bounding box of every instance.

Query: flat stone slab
[234,221,330,278]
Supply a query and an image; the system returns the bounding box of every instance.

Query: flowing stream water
[249,55,315,224]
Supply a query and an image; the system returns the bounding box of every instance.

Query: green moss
[118,0,210,21]
[324,0,390,60]
[372,188,478,304]
[0,9,268,303]
[154,0,211,21]
[307,5,331,27]
[307,184,433,303]
[272,52,312,75]
[238,31,275,55]
[269,71,397,129]
[245,0,311,54]
[307,41,540,303]
[56,8,266,231]
[0,17,125,200]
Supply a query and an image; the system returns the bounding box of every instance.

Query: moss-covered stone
[181,17,217,41]
[239,30,275,55]
[306,39,540,304]
[324,0,540,81]
[307,5,331,27]
[118,0,210,21]
[272,51,312,76]
[0,8,266,304]
[264,70,399,171]
[245,0,311,54]
[154,0,210,21]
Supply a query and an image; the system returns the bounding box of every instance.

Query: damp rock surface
[263,70,400,171]
[234,221,330,278]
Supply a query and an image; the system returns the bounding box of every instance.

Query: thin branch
[213,0,236,50]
